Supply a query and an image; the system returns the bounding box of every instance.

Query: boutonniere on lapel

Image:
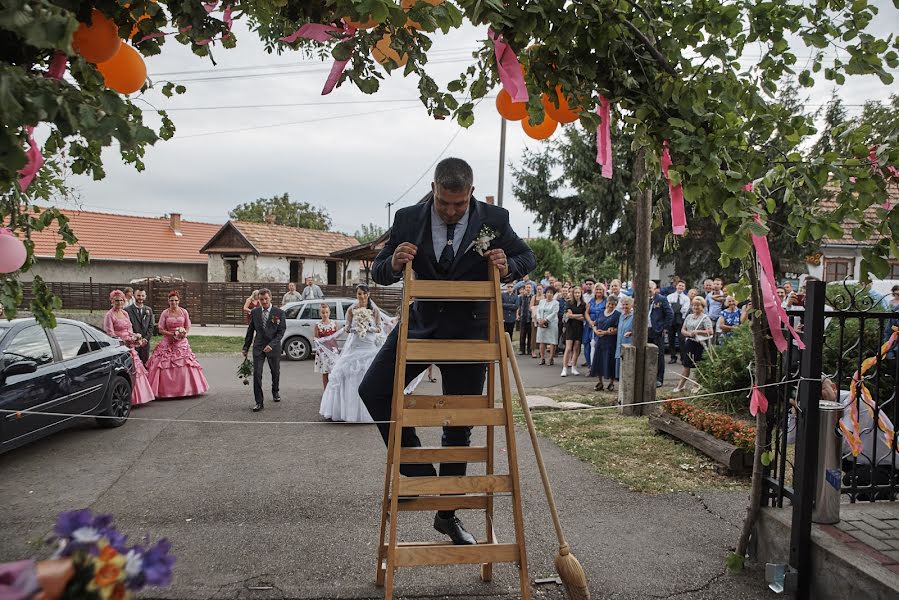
[272,315,281,325]
[466,225,498,255]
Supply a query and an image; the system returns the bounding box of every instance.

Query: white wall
[25,258,207,282]
[207,254,362,285]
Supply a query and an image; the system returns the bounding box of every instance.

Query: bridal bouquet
[237,357,253,386]
[124,334,145,348]
[173,327,187,340]
[352,307,375,339]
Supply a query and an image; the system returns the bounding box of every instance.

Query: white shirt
[667,291,690,318]
[430,201,470,259]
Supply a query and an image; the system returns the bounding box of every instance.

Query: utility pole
[627,149,653,416]
[497,117,507,207]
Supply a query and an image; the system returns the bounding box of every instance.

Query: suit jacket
[649,293,674,335]
[372,195,536,339]
[243,305,287,354]
[124,304,154,340]
[501,292,518,324]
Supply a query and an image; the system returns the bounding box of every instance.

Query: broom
[505,333,590,600]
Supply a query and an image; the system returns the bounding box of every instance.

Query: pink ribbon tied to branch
[660,140,686,235]
[749,384,768,416]
[595,95,612,179]
[487,28,528,103]
[279,22,357,95]
[17,51,68,191]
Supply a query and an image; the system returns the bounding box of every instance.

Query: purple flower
[54,509,93,538]
[141,539,175,588]
[53,509,120,556]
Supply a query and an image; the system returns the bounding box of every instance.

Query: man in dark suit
[501,282,518,338]
[242,288,286,412]
[359,157,536,546]
[648,282,674,388]
[124,288,154,365]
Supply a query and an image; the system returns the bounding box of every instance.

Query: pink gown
[103,309,155,406]
[147,309,209,398]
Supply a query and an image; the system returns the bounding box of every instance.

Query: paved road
[0,355,768,599]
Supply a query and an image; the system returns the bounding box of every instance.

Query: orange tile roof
[226,221,359,258]
[819,186,898,246]
[26,208,221,263]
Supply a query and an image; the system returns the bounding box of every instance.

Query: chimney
[485,195,495,205]
[169,213,183,237]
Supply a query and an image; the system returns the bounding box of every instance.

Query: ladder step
[392,543,520,567]
[400,446,490,463]
[402,408,506,427]
[406,340,500,362]
[407,280,496,300]
[392,496,491,511]
[404,395,489,409]
[398,475,513,496]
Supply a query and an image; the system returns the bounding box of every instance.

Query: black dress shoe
[252,403,263,412]
[433,514,476,545]
[273,395,281,402]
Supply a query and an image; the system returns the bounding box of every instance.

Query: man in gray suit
[242,288,286,412]
[125,288,154,365]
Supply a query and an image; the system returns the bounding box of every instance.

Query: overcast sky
[60,5,899,239]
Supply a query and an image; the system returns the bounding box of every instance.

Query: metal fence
[19,281,404,325]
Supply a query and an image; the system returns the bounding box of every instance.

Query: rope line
[0,378,809,425]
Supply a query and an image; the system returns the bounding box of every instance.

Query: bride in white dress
[318,285,383,422]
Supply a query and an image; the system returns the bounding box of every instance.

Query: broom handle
[505,333,569,548]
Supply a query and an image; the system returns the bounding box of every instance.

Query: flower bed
[663,400,756,452]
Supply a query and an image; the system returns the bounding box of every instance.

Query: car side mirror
[1,360,38,382]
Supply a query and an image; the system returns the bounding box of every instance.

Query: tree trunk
[735,254,774,561]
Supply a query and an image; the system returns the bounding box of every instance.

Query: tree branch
[620,17,677,76]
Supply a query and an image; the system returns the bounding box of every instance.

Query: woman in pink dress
[103,290,155,406]
[147,290,210,398]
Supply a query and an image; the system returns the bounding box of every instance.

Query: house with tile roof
[200,220,362,285]
[22,208,221,283]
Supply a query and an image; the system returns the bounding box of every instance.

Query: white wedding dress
[318,302,384,423]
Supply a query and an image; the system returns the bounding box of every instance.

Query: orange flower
[95,563,122,588]
[110,583,126,600]
[99,545,119,562]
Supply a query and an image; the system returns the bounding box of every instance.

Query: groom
[242,288,286,412]
[359,157,536,545]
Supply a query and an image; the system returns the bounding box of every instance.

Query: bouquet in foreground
[237,357,253,385]
[0,509,176,600]
[174,327,187,341]
[124,334,145,348]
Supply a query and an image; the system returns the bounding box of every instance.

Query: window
[54,324,92,360]
[824,259,853,282]
[289,259,302,283]
[284,305,302,319]
[300,302,338,320]
[224,255,240,282]
[82,328,106,351]
[890,262,899,279]
[3,326,54,366]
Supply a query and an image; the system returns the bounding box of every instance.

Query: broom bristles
[555,550,590,600]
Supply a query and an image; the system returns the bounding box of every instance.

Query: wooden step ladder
[375,264,530,599]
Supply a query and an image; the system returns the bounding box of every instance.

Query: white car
[280,298,392,361]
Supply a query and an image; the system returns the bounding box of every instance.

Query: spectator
[783,281,794,296]
[706,278,724,323]
[501,283,518,338]
[517,283,534,355]
[776,287,786,306]
[556,286,568,352]
[535,287,560,365]
[608,279,624,310]
[741,299,753,324]
[282,282,303,305]
[615,295,634,381]
[888,285,899,312]
[648,283,674,388]
[243,290,260,324]
[530,284,545,358]
[301,275,324,300]
[667,281,689,364]
[703,278,714,296]
[561,289,586,376]
[584,283,607,367]
[582,278,596,304]
[123,286,135,306]
[660,276,679,297]
[513,273,532,292]
[541,271,552,287]
[717,295,742,341]
[591,294,620,391]
[674,296,714,393]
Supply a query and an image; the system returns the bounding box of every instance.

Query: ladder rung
[407,280,496,300]
[406,340,499,362]
[392,496,491,511]
[400,446,490,463]
[404,395,489,409]
[398,475,513,496]
[393,543,520,567]
[402,408,506,427]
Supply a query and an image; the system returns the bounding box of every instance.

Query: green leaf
[726,552,745,574]
[761,450,773,467]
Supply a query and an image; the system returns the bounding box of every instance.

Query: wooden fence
[19,281,404,325]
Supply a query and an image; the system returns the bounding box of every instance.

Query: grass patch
[519,391,750,494]
[150,336,245,354]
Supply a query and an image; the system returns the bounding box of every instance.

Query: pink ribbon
[749,384,768,416]
[751,214,805,353]
[661,140,686,235]
[488,28,528,103]
[595,95,612,179]
[47,52,67,79]
[279,22,356,95]
[203,1,218,12]
[17,127,44,191]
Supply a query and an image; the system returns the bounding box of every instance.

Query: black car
[0,318,133,454]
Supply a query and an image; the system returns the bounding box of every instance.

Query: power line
[161,96,497,111]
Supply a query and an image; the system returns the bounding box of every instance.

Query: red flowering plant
[663,400,756,452]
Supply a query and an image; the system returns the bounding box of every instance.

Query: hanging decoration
[522,115,557,140]
[372,29,409,67]
[97,43,147,95]
[496,89,527,121]
[595,95,612,179]
[280,21,359,94]
[542,86,579,123]
[72,9,121,63]
[660,140,686,234]
[0,229,27,274]
[488,28,528,103]
[749,385,768,416]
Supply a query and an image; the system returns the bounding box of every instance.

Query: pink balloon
[0,229,27,273]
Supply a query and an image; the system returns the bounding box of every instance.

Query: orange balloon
[97,43,147,94]
[496,89,528,121]
[372,31,408,68]
[129,14,151,40]
[522,115,558,140]
[344,16,378,29]
[72,9,122,63]
[542,86,580,124]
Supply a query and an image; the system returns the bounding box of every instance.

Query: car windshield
[0,325,9,343]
